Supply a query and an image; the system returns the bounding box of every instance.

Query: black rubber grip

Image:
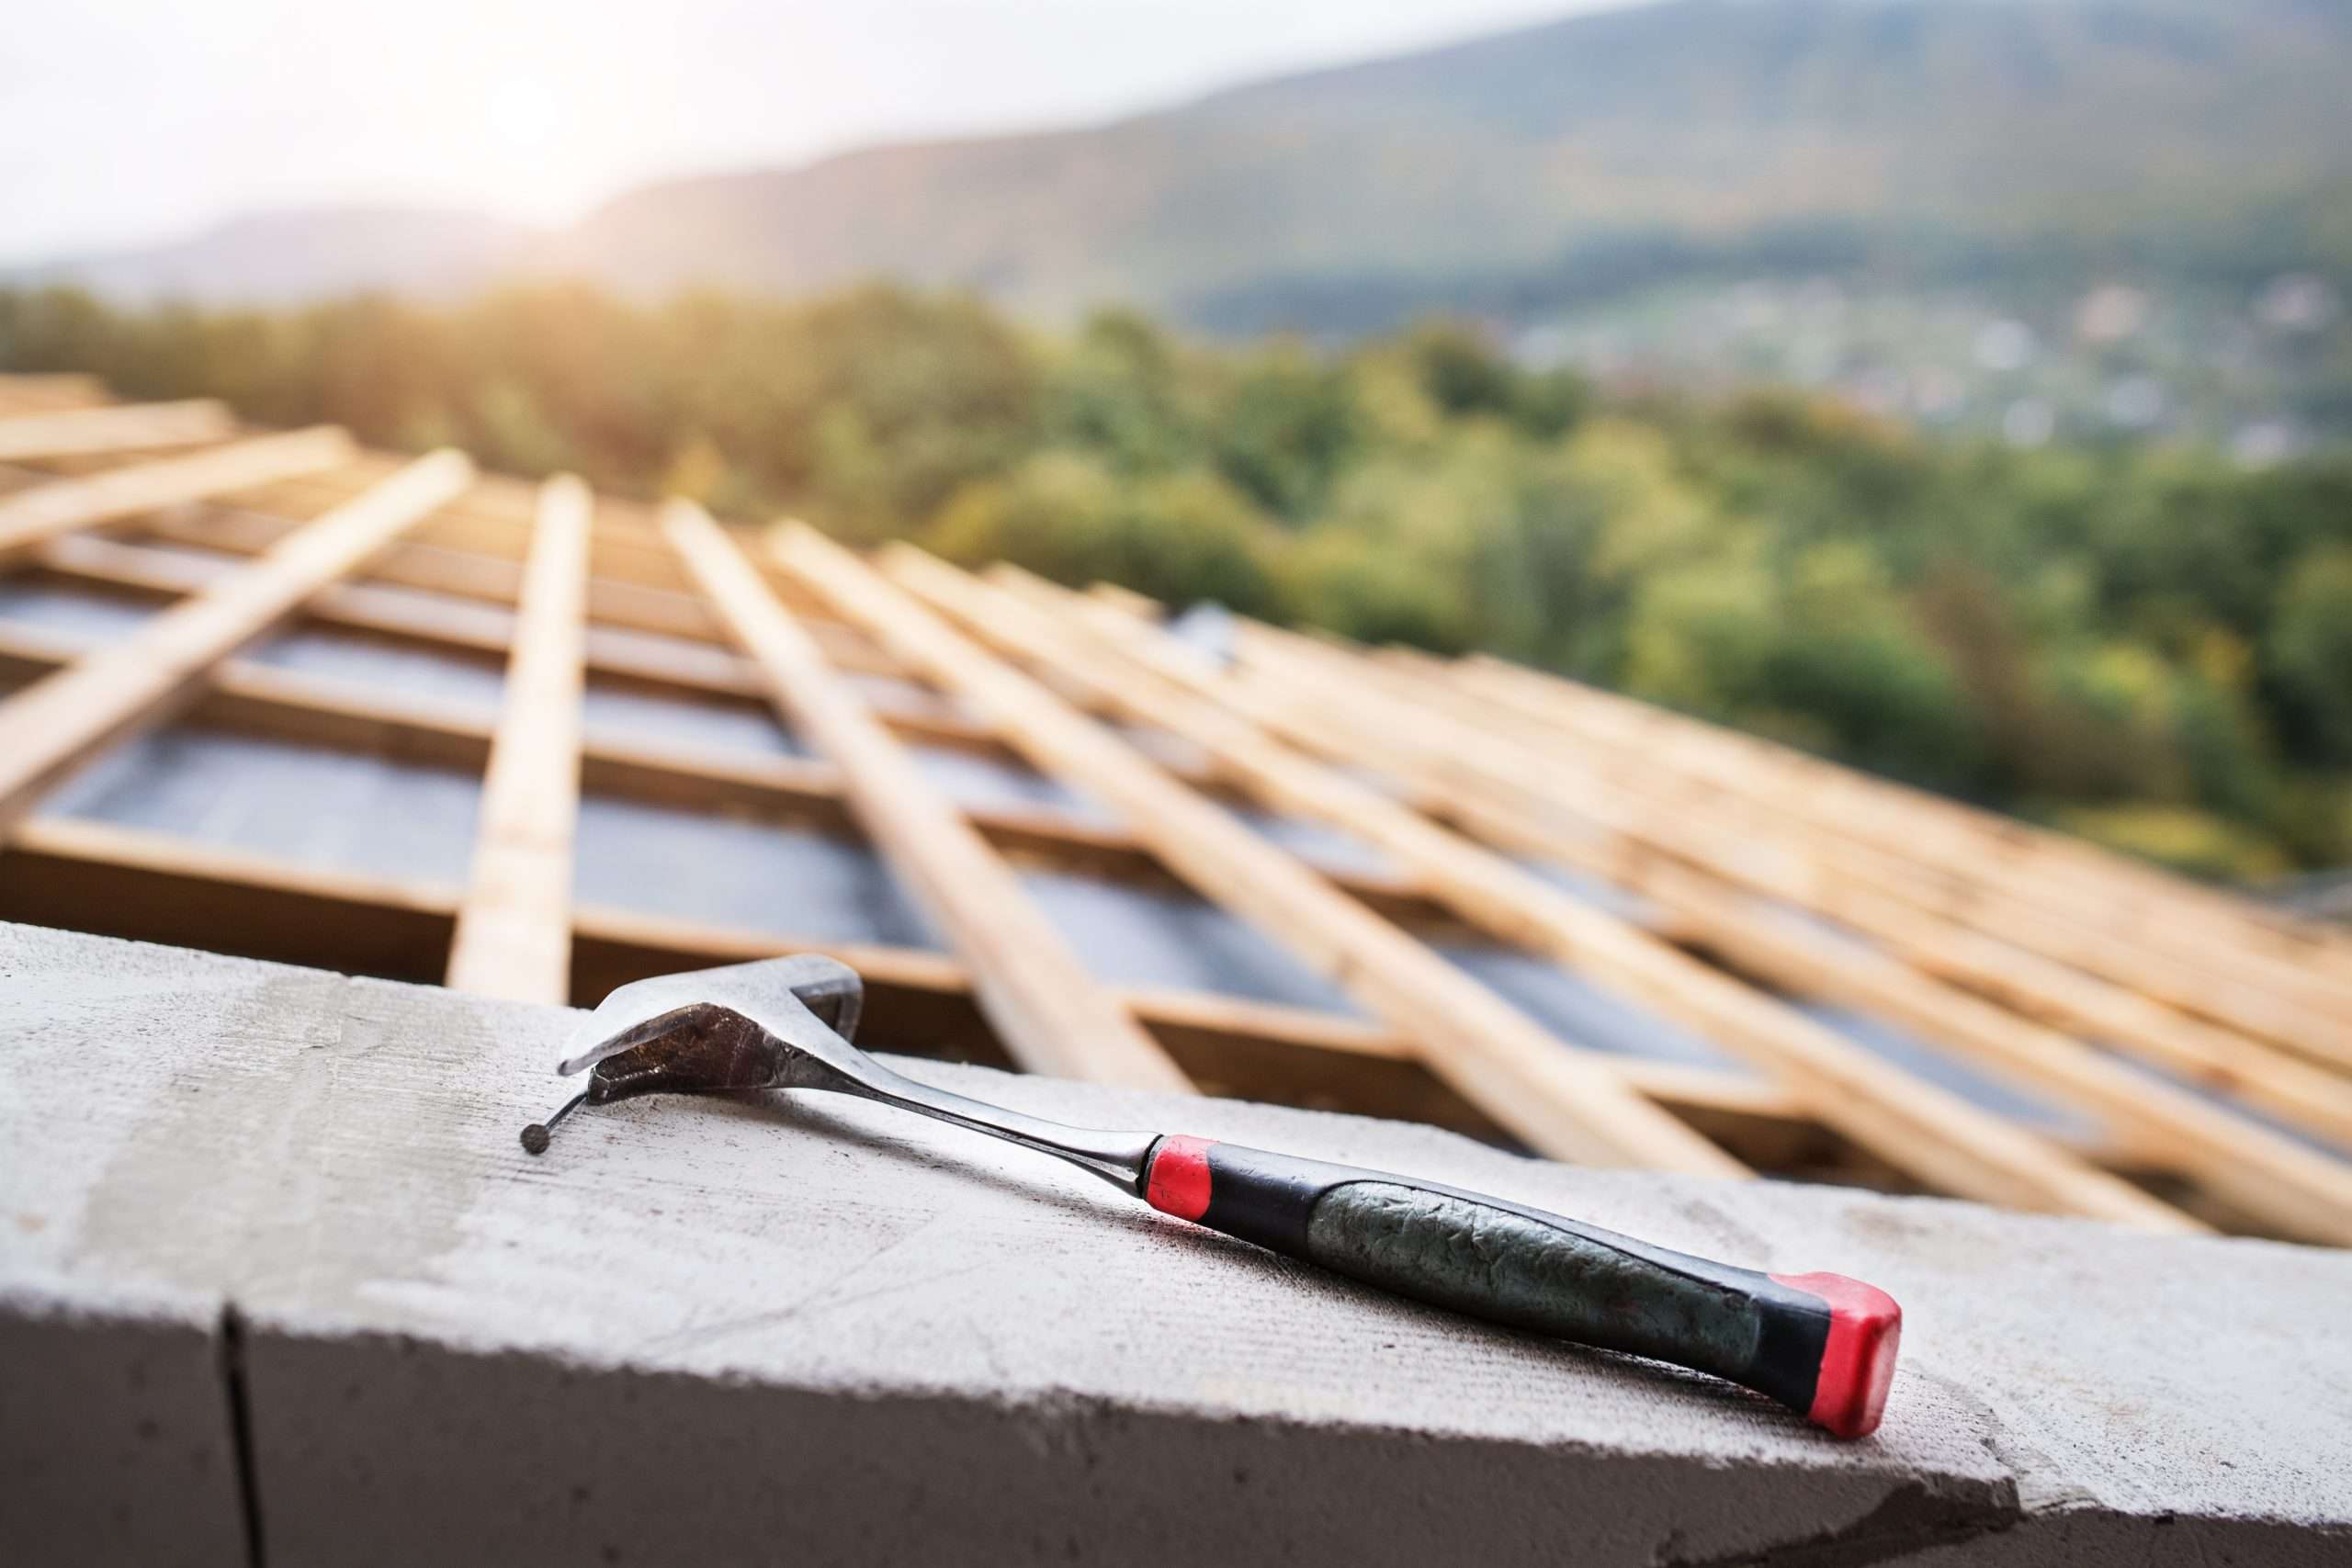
[1145,1137,1899,1435]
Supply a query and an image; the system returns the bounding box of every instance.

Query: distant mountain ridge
[14,208,531,306]
[20,0,2352,330]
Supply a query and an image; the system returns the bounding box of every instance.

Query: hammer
[523,955,1901,1438]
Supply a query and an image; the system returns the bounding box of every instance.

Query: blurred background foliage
[4,280,2346,877]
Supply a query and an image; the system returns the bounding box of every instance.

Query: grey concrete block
[0,1286,248,1566]
[2,920,2347,1564]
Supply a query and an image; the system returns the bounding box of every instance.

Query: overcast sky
[0,1,1627,265]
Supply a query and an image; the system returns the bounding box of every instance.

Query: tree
[2267,547,2352,764]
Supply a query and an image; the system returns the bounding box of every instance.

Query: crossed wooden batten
[2,373,2346,1245]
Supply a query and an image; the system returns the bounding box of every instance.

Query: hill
[21,1,2352,330]
[13,207,530,306]
[549,0,2352,327]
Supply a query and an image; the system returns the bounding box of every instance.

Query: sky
[0,1,1619,266]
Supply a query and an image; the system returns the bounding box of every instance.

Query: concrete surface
[2,919,2347,1565]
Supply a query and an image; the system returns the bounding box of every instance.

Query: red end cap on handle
[1145,1134,1216,1222]
[1771,1271,1903,1438]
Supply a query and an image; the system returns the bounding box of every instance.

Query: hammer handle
[1141,1136,1898,1438]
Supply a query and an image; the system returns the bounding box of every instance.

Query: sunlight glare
[488,76,563,153]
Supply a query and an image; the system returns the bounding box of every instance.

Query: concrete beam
[0,1284,249,1566]
[4,921,2347,1564]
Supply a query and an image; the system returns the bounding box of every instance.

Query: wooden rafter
[0,813,1832,1163]
[0,447,473,831]
[773,528,1747,1176]
[1456,652,2352,971]
[900,559,2203,1232]
[1447,655,2352,1043]
[0,426,356,566]
[0,617,1440,924]
[665,501,1191,1091]
[3,374,2343,1247]
[0,375,107,413]
[1238,627,2349,1107]
[1034,591,2341,1242]
[1356,639,2352,1079]
[25,527,957,723]
[447,475,593,1002]
[0,400,234,461]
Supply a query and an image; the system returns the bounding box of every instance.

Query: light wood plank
[665,502,1189,1092]
[1450,654,2352,1024]
[0,448,472,831]
[1628,859,2352,1245]
[446,475,593,1001]
[0,614,1829,1164]
[62,425,2351,999]
[1399,649,2352,1068]
[931,562,2202,1232]
[0,426,356,565]
[1259,626,2352,1106]
[0,617,1441,923]
[135,500,729,644]
[1204,639,2352,1241]
[1217,625,2352,1238]
[0,400,235,461]
[36,504,914,680]
[0,374,107,412]
[21,518,984,750]
[6,814,1795,1149]
[777,529,1747,1177]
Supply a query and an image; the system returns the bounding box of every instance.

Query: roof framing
[3,373,2346,1246]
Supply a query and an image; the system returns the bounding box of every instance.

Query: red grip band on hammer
[1145,1135,1215,1222]
[1772,1271,1902,1438]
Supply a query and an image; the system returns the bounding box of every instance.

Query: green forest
[4,281,2348,879]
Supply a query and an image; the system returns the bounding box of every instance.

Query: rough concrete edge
[233,1318,2352,1568]
[234,1316,1993,1567]
[10,923,2351,1560]
[0,1275,253,1567]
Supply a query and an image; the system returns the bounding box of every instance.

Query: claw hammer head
[521,957,867,1153]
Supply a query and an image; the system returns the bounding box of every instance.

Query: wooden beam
[0,385,2267,1222]
[570,900,1843,1166]
[0,446,786,645]
[0,449,473,833]
[24,487,1172,789]
[0,813,1831,1165]
[0,400,235,462]
[1232,652,2352,1240]
[23,527,1056,765]
[569,902,1821,1149]
[1448,654,2352,1033]
[0,374,107,413]
[2,815,461,979]
[1219,627,2352,1241]
[244,465,702,597]
[1250,626,2352,1130]
[1420,649,2352,1072]
[665,502,1189,1091]
[36,501,933,688]
[135,499,733,644]
[446,476,593,1002]
[938,564,2203,1231]
[0,617,1444,924]
[1460,650,2352,971]
[1642,859,2352,1246]
[776,530,1747,1177]
[0,427,356,566]
[18,417,2344,1005]
[224,461,860,616]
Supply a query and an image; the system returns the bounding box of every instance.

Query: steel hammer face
[555,955,867,1107]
